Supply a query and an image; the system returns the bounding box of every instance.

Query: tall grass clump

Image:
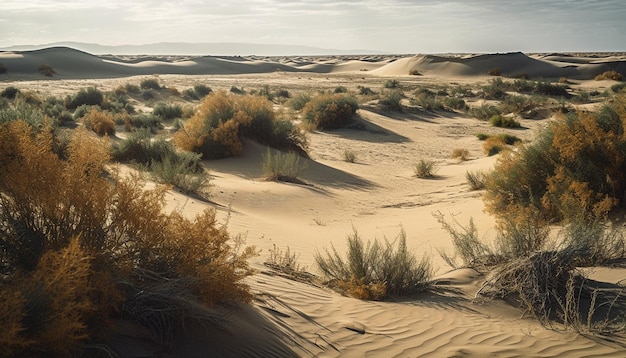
[414,159,437,178]
[380,89,403,111]
[466,170,486,190]
[0,120,255,356]
[152,102,183,120]
[302,94,358,130]
[111,129,210,194]
[315,228,432,300]
[261,148,307,183]
[469,104,501,120]
[288,93,311,110]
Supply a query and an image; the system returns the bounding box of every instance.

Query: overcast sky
[1,0,624,53]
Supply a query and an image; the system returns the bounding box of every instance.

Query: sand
[2,47,626,357]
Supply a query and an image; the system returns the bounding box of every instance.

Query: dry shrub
[0,120,255,354]
[465,170,486,190]
[174,91,305,159]
[451,148,470,161]
[261,148,307,183]
[302,94,358,130]
[38,64,55,77]
[83,108,115,136]
[414,159,437,178]
[315,228,432,300]
[482,136,508,156]
[595,70,623,81]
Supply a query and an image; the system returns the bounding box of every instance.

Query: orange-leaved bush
[0,120,255,355]
[484,95,626,223]
[174,90,306,159]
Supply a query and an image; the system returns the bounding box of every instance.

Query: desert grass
[261,148,307,183]
[466,170,486,190]
[315,228,432,300]
[451,148,470,161]
[414,159,437,178]
[343,149,357,163]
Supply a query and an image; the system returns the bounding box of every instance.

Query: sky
[1,0,625,53]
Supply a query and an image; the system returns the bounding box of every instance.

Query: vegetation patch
[302,94,358,130]
[315,228,432,300]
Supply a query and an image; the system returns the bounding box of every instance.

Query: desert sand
[2,47,626,357]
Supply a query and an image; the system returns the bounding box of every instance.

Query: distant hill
[0,41,384,56]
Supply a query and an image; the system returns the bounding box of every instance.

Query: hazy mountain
[0,41,384,56]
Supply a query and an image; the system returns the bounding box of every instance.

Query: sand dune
[2,47,625,79]
[2,47,626,357]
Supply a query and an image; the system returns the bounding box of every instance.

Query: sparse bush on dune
[153,101,183,120]
[488,67,501,76]
[384,79,400,89]
[357,85,375,95]
[66,87,104,110]
[380,89,404,111]
[466,170,486,190]
[261,148,307,183]
[490,114,521,128]
[443,96,467,111]
[414,159,437,178]
[288,93,311,110]
[451,148,470,161]
[469,103,501,121]
[38,64,55,77]
[140,78,161,90]
[595,70,623,81]
[82,108,115,136]
[302,93,358,130]
[482,136,508,156]
[0,119,255,355]
[483,95,626,228]
[174,91,306,159]
[315,228,432,300]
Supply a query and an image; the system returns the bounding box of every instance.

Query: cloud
[1,0,624,52]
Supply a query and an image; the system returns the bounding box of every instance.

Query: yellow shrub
[83,108,115,136]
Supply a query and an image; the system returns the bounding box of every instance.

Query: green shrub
[0,100,46,128]
[66,87,104,110]
[443,97,467,111]
[73,104,100,119]
[384,79,400,89]
[610,83,626,93]
[490,114,521,128]
[288,93,311,110]
[230,85,245,94]
[141,89,156,100]
[261,148,307,183]
[302,94,358,130]
[334,86,348,94]
[380,89,403,111]
[357,86,375,95]
[140,78,161,90]
[1,86,20,99]
[475,132,490,140]
[498,133,522,145]
[412,92,443,111]
[124,83,141,94]
[315,228,432,299]
[153,102,183,120]
[414,159,436,178]
[469,104,501,120]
